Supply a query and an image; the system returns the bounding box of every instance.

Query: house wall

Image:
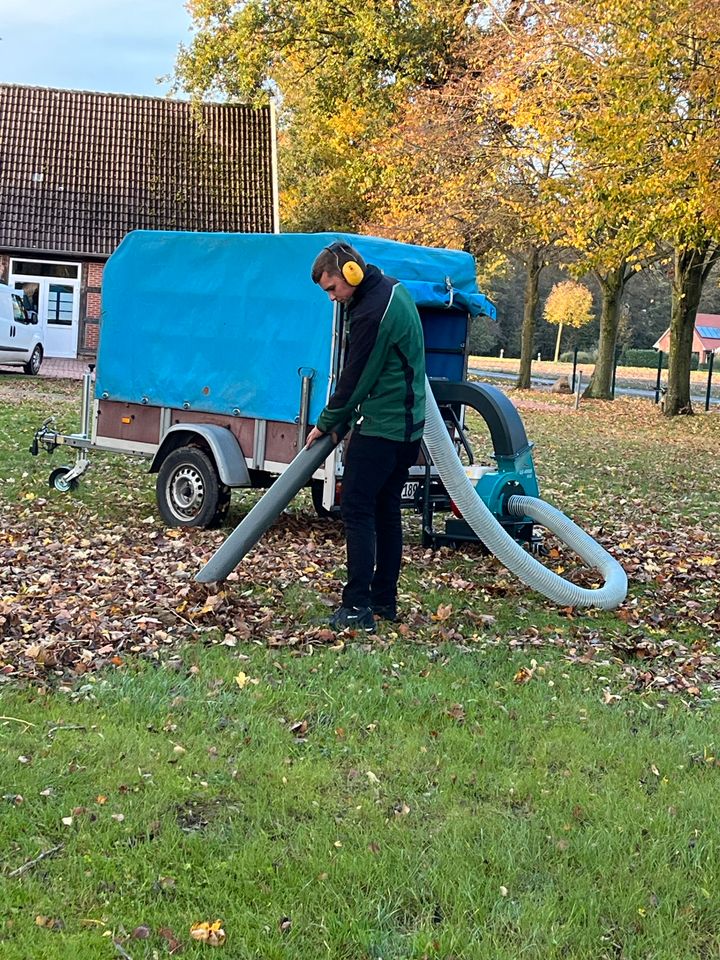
[0,254,8,283]
[81,260,104,354]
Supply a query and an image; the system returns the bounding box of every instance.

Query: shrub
[621,349,667,369]
[621,349,700,370]
[560,349,598,363]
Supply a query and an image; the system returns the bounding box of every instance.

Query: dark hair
[311,242,366,284]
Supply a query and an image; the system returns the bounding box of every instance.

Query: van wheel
[156,446,228,528]
[23,345,43,376]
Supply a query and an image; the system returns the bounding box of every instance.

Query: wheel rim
[166,464,205,521]
[31,348,41,374]
[53,472,72,492]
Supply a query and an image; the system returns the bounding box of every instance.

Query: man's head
[311,242,366,304]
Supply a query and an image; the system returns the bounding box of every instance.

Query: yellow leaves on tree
[543,281,594,361]
[544,282,594,330]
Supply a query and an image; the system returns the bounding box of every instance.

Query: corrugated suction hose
[423,377,627,609]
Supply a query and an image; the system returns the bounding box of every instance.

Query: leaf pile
[0,499,349,681]
[1,494,718,696]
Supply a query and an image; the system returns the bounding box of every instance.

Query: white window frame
[9,258,82,359]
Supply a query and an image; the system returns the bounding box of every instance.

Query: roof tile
[0,84,276,256]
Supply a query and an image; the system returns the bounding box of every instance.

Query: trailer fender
[149,424,250,487]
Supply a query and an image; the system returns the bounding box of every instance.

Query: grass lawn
[1,372,719,959]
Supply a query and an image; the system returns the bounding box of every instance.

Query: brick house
[0,84,278,358]
[654,315,720,364]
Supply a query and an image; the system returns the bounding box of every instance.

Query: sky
[0,0,194,98]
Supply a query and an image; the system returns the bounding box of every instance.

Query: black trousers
[340,433,422,610]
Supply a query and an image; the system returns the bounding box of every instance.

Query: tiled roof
[0,84,277,257]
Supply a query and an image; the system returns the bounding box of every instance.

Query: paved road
[468,366,715,405]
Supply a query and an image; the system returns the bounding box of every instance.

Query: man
[306,240,426,631]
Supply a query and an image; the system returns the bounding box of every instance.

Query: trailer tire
[156,446,229,528]
[49,466,78,493]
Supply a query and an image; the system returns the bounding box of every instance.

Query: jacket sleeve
[316,301,391,433]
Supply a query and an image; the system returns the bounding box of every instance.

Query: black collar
[349,264,383,307]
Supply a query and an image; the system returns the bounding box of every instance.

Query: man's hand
[305,426,325,448]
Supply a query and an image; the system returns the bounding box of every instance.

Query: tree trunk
[553,322,563,363]
[665,244,709,417]
[517,246,541,390]
[583,260,627,400]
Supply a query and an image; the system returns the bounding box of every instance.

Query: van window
[11,295,26,322]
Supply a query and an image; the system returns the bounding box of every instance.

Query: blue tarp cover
[97,231,493,424]
[401,280,497,320]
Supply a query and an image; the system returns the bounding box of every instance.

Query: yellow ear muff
[342,260,364,286]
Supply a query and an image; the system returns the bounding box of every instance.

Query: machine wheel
[49,466,78,492]
[156,446,229,528]
[214,486,232,527]
[23,345,43,376]
[311,479,341,519]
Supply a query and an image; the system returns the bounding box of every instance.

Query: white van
[0,283,44,375]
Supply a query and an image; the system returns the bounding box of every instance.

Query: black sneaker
[329,605,376,632]
[371,604,398,622]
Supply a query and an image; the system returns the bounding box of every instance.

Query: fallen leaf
[158,926,184,954]
[35,915,64,930]
[433,603,452,621]
[446,703,465,722]
[190,920,226,946]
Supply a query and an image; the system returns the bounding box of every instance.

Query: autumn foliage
[175,1,720,414]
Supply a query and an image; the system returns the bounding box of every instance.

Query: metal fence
[569,348,717,411]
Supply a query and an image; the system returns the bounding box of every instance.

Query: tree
[175,0,474,231]
[543,281,594,362]
[368,23,564,390]
[522,0,720,413]
[475,0,720,408]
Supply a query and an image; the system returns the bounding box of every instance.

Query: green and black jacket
[317,265,426,442]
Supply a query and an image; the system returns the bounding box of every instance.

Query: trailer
[31,229,539,548]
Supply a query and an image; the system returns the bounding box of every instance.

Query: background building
[654,315,720,364]
[0,84,278,358]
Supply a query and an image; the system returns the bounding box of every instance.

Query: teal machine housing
[420,378,540,549]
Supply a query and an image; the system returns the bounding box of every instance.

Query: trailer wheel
[49,466,78,492]
[156,446,229,528]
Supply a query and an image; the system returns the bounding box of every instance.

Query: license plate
[401,481,420,501]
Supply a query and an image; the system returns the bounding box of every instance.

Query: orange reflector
[121,417,131,424]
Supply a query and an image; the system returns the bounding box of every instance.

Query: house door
[9,260,81,359]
